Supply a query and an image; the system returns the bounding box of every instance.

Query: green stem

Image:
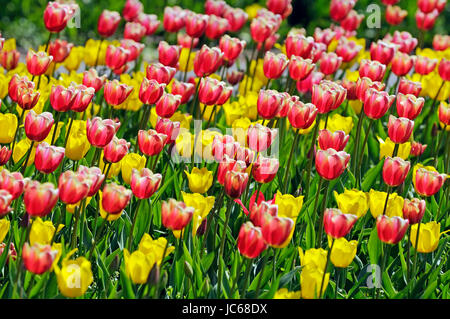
[411,221,422,280]
[254,251,269,298]
[356,119,374,186]
[319,237,334,299]
[217,197,234,296]
[21,141,35,175]
[50,112,62,145]
[304,113,322,200]
[316,179,330,248]
[240,258,252,299]
[282,129,300,193]
[127,199,143,251]
[352,110,365,175]
[381,186,392,216]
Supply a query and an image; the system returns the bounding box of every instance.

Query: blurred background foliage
[0,0,448,51]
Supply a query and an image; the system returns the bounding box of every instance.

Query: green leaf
[119,266,135,299]
[201,252,215,272]
[361,160,383,192]
[368,227,382,265]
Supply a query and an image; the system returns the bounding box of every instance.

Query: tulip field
[0,0,449,301]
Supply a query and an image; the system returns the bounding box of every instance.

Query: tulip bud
[86,117,119,148]
[155,93,182,118]
[35,142,65,174]
[376,215,409,244]
[158,41,181,68]
[24,181,59,217]
[50,85,76,112]
[289,55,315,81]
[323,208,357,239]
[161,198,194,230]
[224,169,249,199]
[382,157,411,187]
[124,21,146,42]
[319,52,342,75]
[163,6,186,33]
[359,59,386,82]
[9,75,34,103]
[370,40,397,65]
[0,170,24,200]
[193,45,223,77]
[402,198,426,225]
[410,141,427,158]
[139,13,161,36]
[263,51,289,80]
[315,148,350,180]
[104,136,130,163]
[123,0,143,22]
[138,129,167,156]
[335,38,361,63]
[120,39,144,62]
[396,93,424,120]
[22,243,57,275]
[253,155,279,184]
[261,214,294,248]
[205,15,229,40]
[226,70,244,86]
[287,101,318,129]
[312,80,347,114]
[363,88,395,120]
[318,129,349,152]
[414,168,446,197]
[237,222,267,258]
[102,183,132,215]
[387,115,414,144]
[285,34,314,59]
[438,58,450,82]
[330,0,355,21]
[24,111,54,142]
[83,68,107,93]
[250,17,275,44]
[184,12,208,38]
[217,155,246,185]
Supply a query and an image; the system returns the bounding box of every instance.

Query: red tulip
[416,9,439,31]
[414,168,446,197]
[58,171,90,205]
[433,34,450,51]
[415,55,437,75]
[296,71,324,94]
[131,168,162,199]
[370,40,397,65]
[285,34,314,59]
[70,85,95,113]
[253,155,279,184]
[193,45,223,78]
[318,129,349,152]
[387,30,418,54]
[122,0,143,22]
[330,0,356,21]
[24,111,54,142]
[312,80,347,114]
[257,90,282,119]
[198,77,225,106]
[155,93,182,118]
[158,41,180,68]
[267,0,292,17]
[418,0,440,13]
[0,147,11,167]
[219,35,246,65]
[376,215,409,244]
[354,77,385,103]
[83,68,107,93]
[224,170,249,198]
[171,80,195,105]
[260,214,293,248]
[0,170,24,200]
[8,75,34,103]
[387,115,414,144]
[155,118,181,144]
[289,55,315,81]
[50,85,76,112]
[17,86,40,111]
[287,101,317,129]
[86,117,119,148]
[146,62,177,85]
[237,222,267,258]
[136,13,160,36]
[247,124,278,153]
[335,38,361,63]
[438,102,450,126]
[102,183,132,215]
[359,59,386,82]
[105,45,129,71]
[386,5,408,25]
[223,7,248,32]
[0,190,12,217]
[263,51,289,80]
[340,9,364,31]
[24,181,59,217]
[163,6,186,33]
[43,2,73,33]
[323,208,357,239]
[177,33,199,49]
[410,141,427,157]
[205,14,229,40]
[363,88,395,119]
[402,198,426,225]
[438,58,450,82]
[161,198,194,230]
[250,17,276,44]
[34,142,65,174]
[103,136,130,163]
[26,50,53,76]
[138,129,167,156]
[215,85,233,105]
[0,50,20,70]
[97,10,121,37]
[48,39,73,63]
[383,156,411,187]
[22,243,57,275]
[120,39,144,62]
[391,52,415,76]
[217,155,246,185]
[139,78,166,105]
[205,0,227,16]
[396,93,424,120]
[184,12,208,38]
[77,166,105,197]
[248,201,278,227]
[398,78,422,97]
[103,80,134,106]
[315,148,350,180]
[227,70,245,86]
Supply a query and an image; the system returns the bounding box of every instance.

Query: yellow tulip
[369,189,404,218]
[121,153,146,185]
[300,268,329,299]
[138,234,175,264]
[410,221,444,253]
[378,136,411,160]
[12,139,36,168]
[349,100,363,114]
[149,107,191,129]
[195,130,222,162]
[298,247,328,271]
[0,219,10,242]
[123,249,156,284]
[84,39,113,67]
[238,91,258,120]
[66,197,92,214]
[2,39,16,51]
[29,217,64,246]
[178,48,196,72]
[179,192,215,237]
[0,113,18,144]
[54,252,93,297]
[0,73,10,99]
[175,130,194,159]
[223,101,247,126]
[319,113,353,134]
[184,167,213,194]
[98,190,122,221]
[275,190,303,221]
[273,288,301,299]
[63,46,84,72]
[245,3,263,20]
[334,189,369,218]
[328,236,357,268]
[65,120,91,161]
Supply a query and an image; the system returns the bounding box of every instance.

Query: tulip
[138,129,167,157]
[246,123,277,153]
[416,9,439,30]
[285,34,314,59]
[318,129,349,152]
[146,62,177,85]
[387,115,414,144]
[328,237,358,268]
[184,12,208,38]
[161,198,194,230]
[102,183,132,215]
[0,147,11,166]
[370,40,397,65]
[8,75,34,103]
[314,27,336,48]
[312,80,347,114]
[396,93,424,120]
[123,249,154,285]
[139,78,165,105]
[205,0,226,15]
[287,101,317,130]
[0,242,16,264]
[387,30,418,54]
[223,7,248,32]
[26,50,53,76]
[323,208,357,239]
[224,170,249,199]
[171,80,195,104]
[86,117,118,148]
[438,58,450,82]
[252,155,279,184]
[219,35,246,65]
[163,6,186,33]
[433,34,450,51]
[58,170,90,205]
[237,222,267,258]
[386,5,408,25]
[319,52,342,75]
[402,198,426,225]
[382,157,411,187]
[28,217,58,245]
[410,221,441,253]
[155,93,182,119]
[359,59,386,82]
[414,167,446,197]
[155,118,181,144]
[120,39,144,62]
[24,111,54,142]
[334,189,369,219]
[70,85,96,113]
[48,39,73,63]
[263,51,289,80]
[205,15,229,40]
[198,77,225,106]
[376,215,409,244]
[0,49,20,70]
[248,200,278,227]
[124,21,146,42]
[363,88,395,120]
[250,17,275,44]
[158,41,180,68]
[122,0,143,21]
[315,148,350,180]
[235,147,256,167]
[54,256,93,298]
[415,56,438,75]
[211,135,239,162]
[184,167,213,194]
[103,136,129,164]
[335,38,361,63]
[261,214,294,248]
[105,45,129,71]
[103,80,133,106]
[77,166,105,197]
[391,52,415,77]
[398,78,422,97]
[24,181,59,217]
[289,56,315,81]
[410,141,427,158]
[83,68,106,93]
[0,170,24,200]
[340,9,364,31]
[34,142,65,174]
[193,45,223,77]
[0,190,12,217]
[257,90,282,119]
[22,243,57,275]
[50,85,76,112]
[438,102,450,126]
[17,86,40,110]
[43,1,73,33]
[130,168,162,199]
[217,155,246,185]
[97,10,121,37]
[267,0,292,16]
[329,0,355,21]
[177,33,198,49]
